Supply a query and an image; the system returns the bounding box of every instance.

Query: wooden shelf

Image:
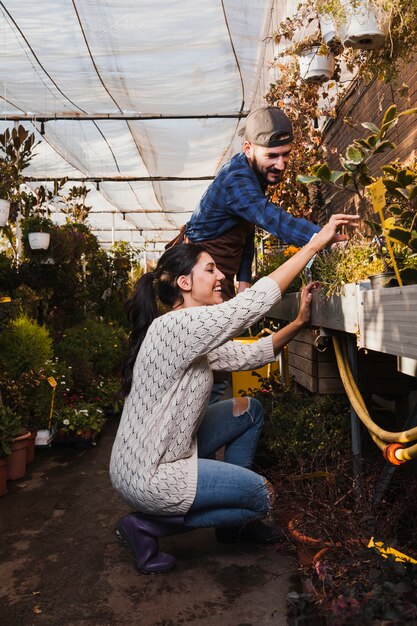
[268,282,417,362]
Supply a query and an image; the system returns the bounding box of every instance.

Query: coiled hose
[332,336,417,464]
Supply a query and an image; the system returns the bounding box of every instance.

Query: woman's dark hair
[121,243,204,396]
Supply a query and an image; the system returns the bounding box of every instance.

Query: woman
[110,213,358,574]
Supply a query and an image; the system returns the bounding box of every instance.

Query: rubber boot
[116,512,191,574]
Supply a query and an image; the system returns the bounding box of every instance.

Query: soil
[0,418,297,626]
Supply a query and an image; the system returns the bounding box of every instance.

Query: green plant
[247,374,351,474]
[55,317,127,390]
[56,402,105,435]
[0,404,22,457]
[311,235,385,295]
[59,185,92,224]
[298,105,417,283]
[0,125,37,203]
[0,315,53,377]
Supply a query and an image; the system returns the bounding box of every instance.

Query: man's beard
[249,154,282,188]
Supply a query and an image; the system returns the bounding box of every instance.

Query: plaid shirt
[186,153,320,281]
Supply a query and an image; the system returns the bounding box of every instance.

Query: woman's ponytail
[121,271,158,397]
[121,243,204,397]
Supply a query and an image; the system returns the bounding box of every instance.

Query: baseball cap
[241,106,293,147]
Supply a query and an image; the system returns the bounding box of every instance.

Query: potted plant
[0,404,22,495]
[295,38,336,84]
[297,104,417,286]
[0,403,30,482]
[316,0,389,50]
[56,402,105,446]
[21,214,54,251]
[0,125,37,230]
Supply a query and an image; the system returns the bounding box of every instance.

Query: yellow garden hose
[332,337,417,464]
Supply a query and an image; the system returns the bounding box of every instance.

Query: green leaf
[315,163,332,180]
[296,174,321,185]
[361,122,380,134]
[400,267,417,284]
[387,227,410,246]
[373,140,396,154]
[380,105,398,138]
[383,179,402,193]
[330,171,345,183]
[397,169,417,186]
[381,165,400,176]
[345,145,365,164]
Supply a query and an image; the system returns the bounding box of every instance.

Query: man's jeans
[185,397,271,528]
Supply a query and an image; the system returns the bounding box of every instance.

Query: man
[181,106,325,300]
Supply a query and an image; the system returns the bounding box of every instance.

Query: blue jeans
[184,397,271,528]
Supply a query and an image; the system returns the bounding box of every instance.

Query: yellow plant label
[368,178,386,213]
[368,536,417,564]
[0,296,11,303]
[47,376,57,388]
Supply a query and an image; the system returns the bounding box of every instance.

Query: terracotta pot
[0,457,8,496]
[6,431,31,480]
[26,430,37,464]
[288,516,336,566]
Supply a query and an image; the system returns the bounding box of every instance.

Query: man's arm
[227,171,321,246]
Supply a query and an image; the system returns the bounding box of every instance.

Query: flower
[55,402,106,436]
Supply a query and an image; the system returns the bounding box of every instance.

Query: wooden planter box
[287,328,344,394]
[267,283,417,395]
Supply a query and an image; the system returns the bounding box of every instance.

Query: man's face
[243,141,292,186]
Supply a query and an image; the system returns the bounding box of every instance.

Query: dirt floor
[0,417,298,626]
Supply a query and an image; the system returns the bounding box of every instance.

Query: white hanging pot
[28,232,51,250]
[298,46,335,84]
[319,14,339,49]
[0,199,10,227]
[340,0,387,49]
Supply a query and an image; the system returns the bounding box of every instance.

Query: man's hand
[237,281,251,293]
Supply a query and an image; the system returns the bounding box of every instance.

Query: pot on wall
[28,232,51,250]
[340,0,387,49]
[0,457,8,496]
[0,199,10,227]
[6,430,30,481]
[298,46,335,84]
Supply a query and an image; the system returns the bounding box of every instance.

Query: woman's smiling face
[182,251,225,307]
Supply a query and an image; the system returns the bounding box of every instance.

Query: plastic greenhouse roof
[1,0,290,257]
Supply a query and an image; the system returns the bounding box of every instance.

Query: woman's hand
[295,281,320,326]
[312,213,360,252]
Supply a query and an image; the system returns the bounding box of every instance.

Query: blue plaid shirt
[186,153,320,282]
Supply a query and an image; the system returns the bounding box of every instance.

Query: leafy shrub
[0,315,53,376]
[55,317,127,390]
[56,402,105,435]
[0,359,73,430]
[247,374,351,474]
[0,404,22,457]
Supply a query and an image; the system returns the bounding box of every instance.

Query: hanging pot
[28,232,51,250]
[0,199,10,227]
[319,14,342,53]
[340,0,387,50]
[298,46,335,84]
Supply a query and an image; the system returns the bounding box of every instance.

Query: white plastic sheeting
[1,0,284,253]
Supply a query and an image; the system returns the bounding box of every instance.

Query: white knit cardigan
[109,276,281,514]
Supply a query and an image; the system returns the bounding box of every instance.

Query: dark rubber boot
[215,519,286,545]
[115,512,190,574]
